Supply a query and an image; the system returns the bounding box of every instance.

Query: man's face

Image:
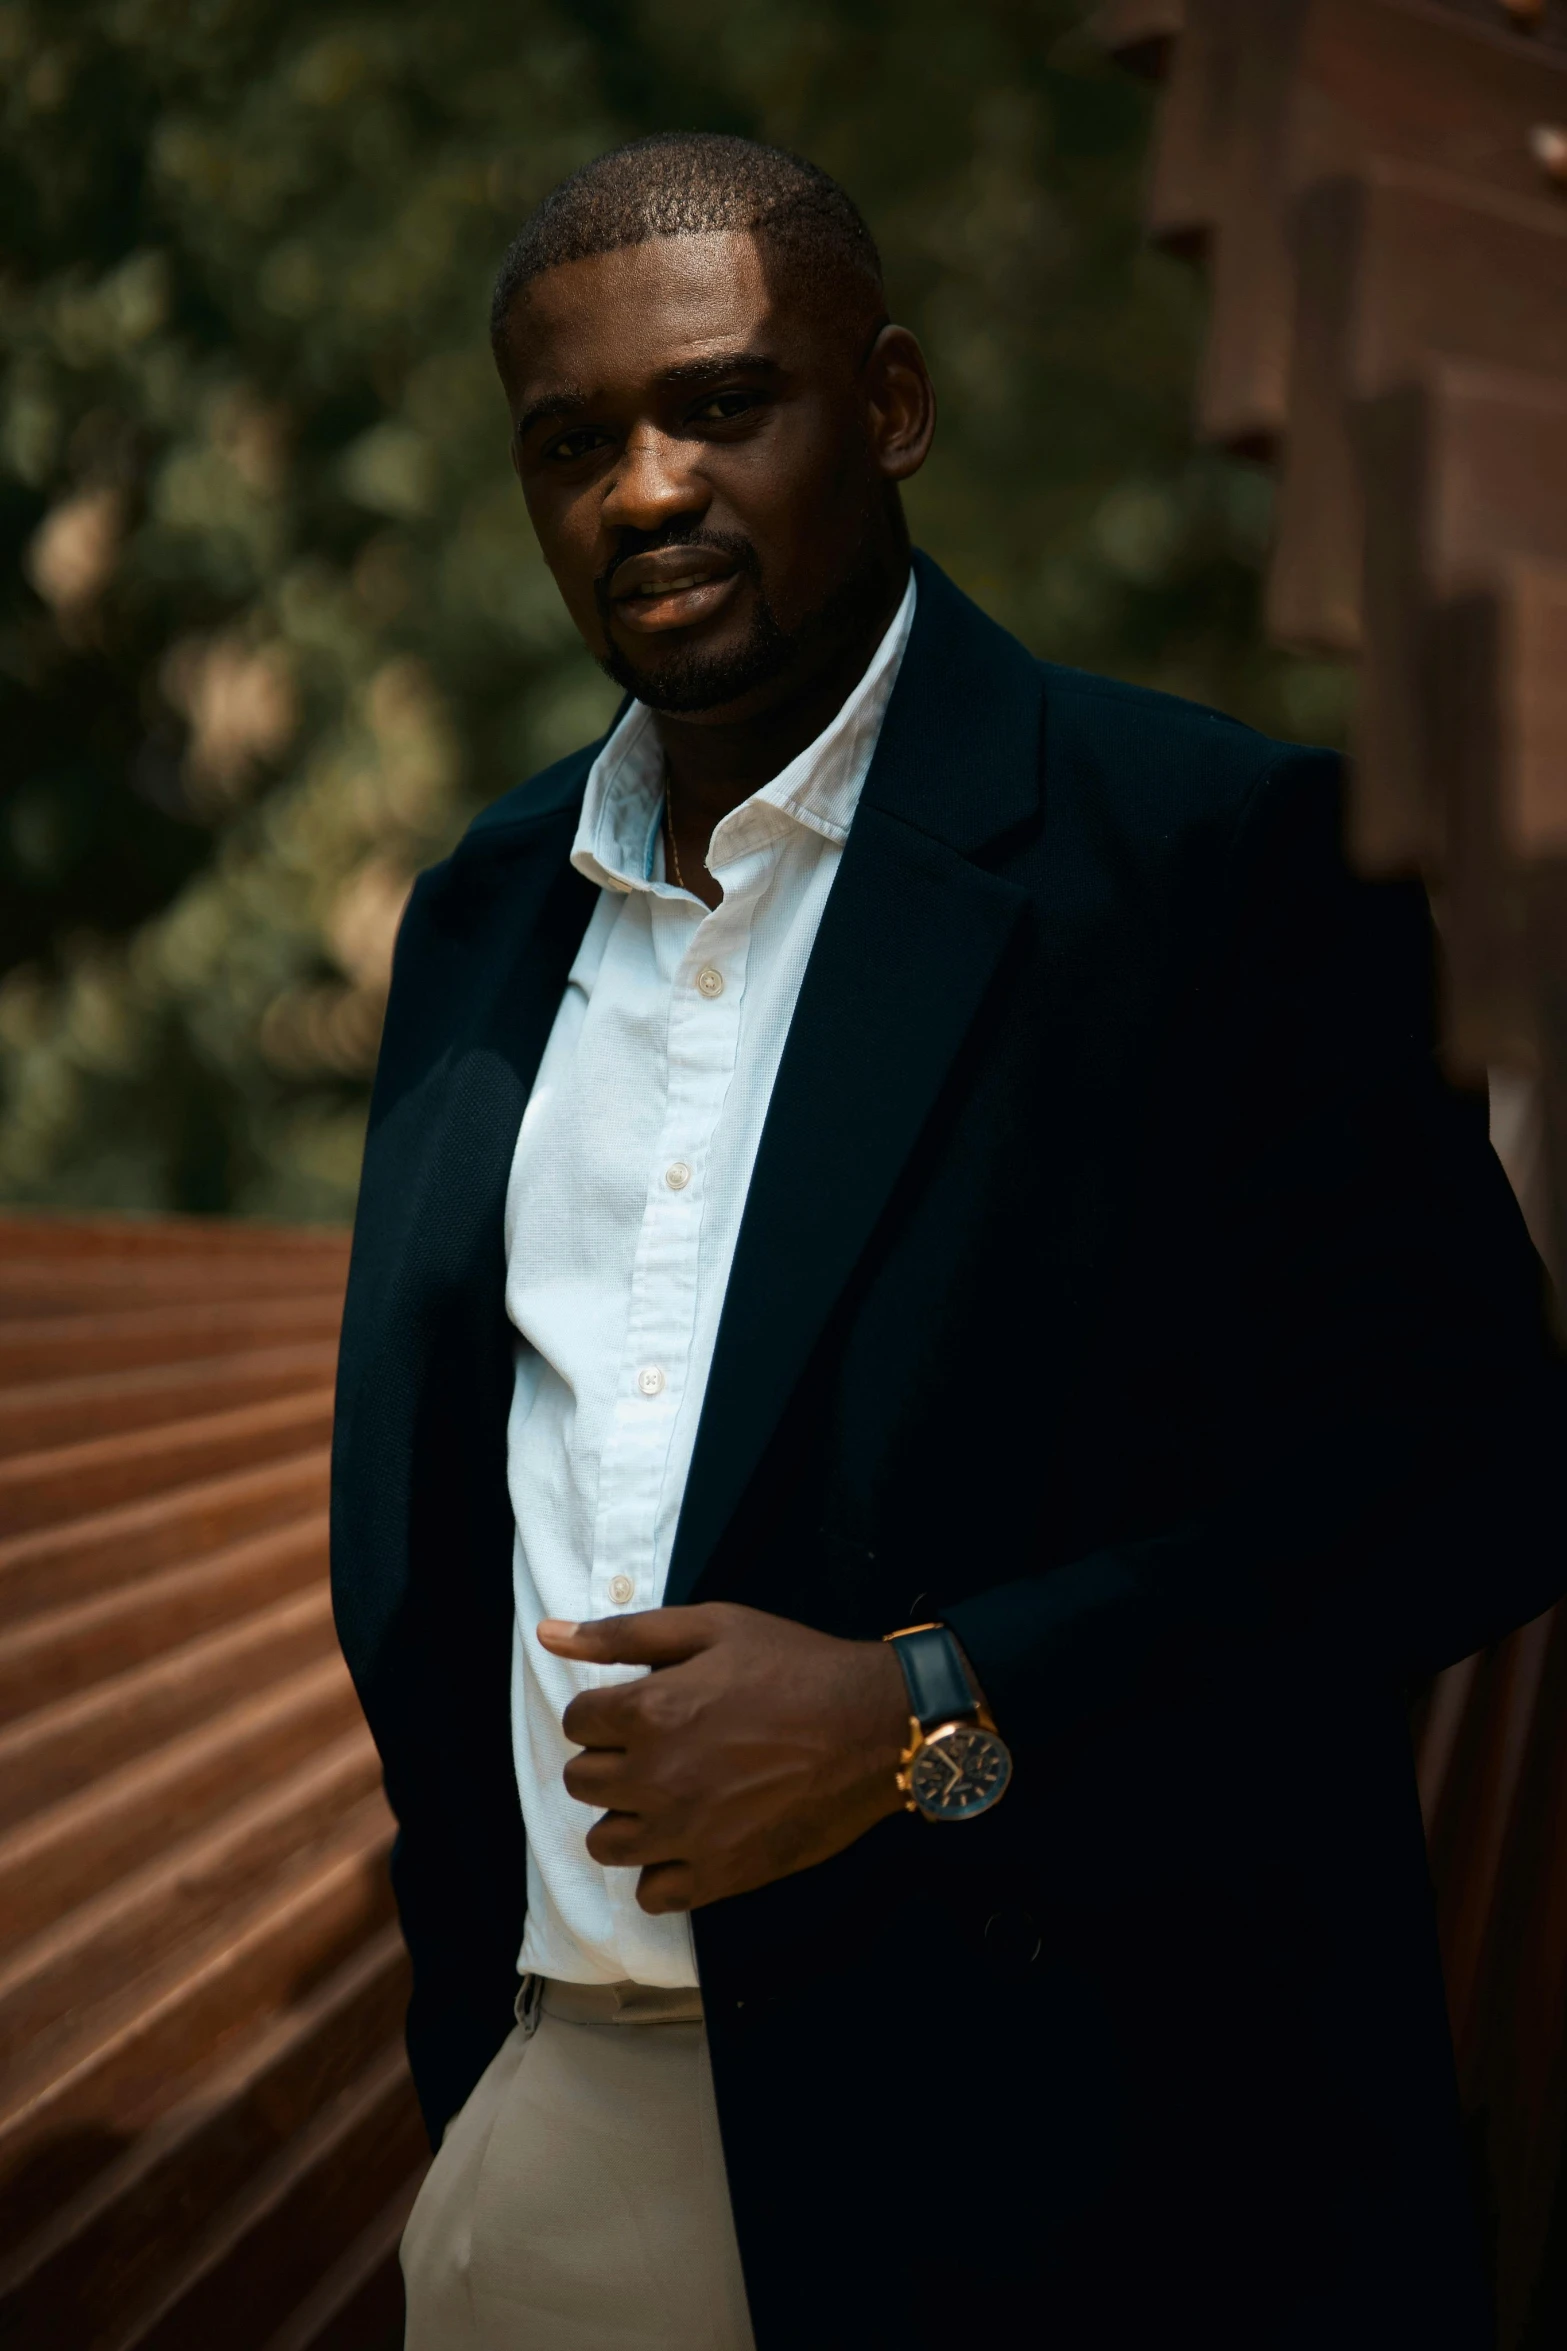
[497,230,921,717]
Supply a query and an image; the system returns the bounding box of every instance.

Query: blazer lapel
[665,556,1045,1606]
[337,769,598,1467]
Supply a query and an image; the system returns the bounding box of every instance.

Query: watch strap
[886,1624,976,1733]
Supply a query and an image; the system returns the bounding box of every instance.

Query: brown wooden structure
[0,1214,422,2350]
[1096,3,1567,2341]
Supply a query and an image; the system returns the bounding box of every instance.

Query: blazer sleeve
[945,747,1567,1754]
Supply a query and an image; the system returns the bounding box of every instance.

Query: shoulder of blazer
[389,736,603,955]
[363,738,602,1128]
[892,553,1333,871]
[1039,653,1331,801]
[444,733,610,874]
[1032,651,1341,888]
[460,734,607,845]
[452,696,633,858]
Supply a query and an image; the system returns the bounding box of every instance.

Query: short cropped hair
[490,133,886,347]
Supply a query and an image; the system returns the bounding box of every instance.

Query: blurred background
[0,0,1350,1223]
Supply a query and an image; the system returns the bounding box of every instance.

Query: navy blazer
[332,554,1565,2348]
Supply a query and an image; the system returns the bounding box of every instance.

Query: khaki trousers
[401,1978,757,2350]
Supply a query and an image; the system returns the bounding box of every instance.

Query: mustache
[592,523,761,609]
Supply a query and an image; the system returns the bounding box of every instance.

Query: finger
[562,1748,639,1806]
[584,1810,684,1869]
[560,1685,637,1749]
[637,1860,697,1914]
[537,1606,718,1671]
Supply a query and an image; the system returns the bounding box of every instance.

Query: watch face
[908,1722,1012,1820]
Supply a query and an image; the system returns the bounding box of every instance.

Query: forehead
[498,229,811,404]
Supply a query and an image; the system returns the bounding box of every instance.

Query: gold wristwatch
[884,1623,1012,1822]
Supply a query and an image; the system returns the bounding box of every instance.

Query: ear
[864,325,936,484]
[492,318,528,487]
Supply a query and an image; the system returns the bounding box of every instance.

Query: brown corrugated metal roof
[0,1214,420,2351]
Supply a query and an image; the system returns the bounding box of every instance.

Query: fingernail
[538,1619,580,1640]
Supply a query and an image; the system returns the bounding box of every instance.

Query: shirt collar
[570,570,917,896]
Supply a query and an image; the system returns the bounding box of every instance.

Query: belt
[517,1974,705,2029]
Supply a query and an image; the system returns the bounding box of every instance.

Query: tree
[0,0,1348,1217]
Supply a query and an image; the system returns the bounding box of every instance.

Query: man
[331,133,1566,2350]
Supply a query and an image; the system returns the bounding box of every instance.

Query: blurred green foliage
[0,0,1349,1219]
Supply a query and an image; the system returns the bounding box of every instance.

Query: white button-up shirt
[503,573,916,1988]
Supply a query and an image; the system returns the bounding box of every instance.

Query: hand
[536,1602,911,1914]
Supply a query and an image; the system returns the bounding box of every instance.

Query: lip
[608,548,742,635]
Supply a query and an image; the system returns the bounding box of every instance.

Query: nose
[601,424,708,537]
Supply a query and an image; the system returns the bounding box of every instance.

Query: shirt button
[664,1161,691,1190]
[608,1574,636,1605]
[636,1365,666,1397]
[695,966,725,999]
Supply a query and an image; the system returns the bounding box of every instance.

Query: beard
[592,519,887,716]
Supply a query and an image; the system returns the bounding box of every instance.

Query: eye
[689,389,766,425]
[545,426,612,464]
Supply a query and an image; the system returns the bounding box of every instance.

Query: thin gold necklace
[663,771,687,893]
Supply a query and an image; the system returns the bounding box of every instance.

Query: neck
[650,567,907,840]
